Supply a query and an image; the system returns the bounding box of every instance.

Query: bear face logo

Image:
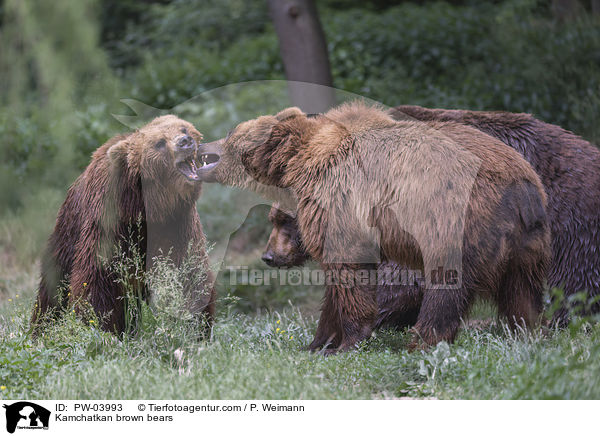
[3,402,50,433]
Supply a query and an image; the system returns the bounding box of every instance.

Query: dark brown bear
[390,105,600,326]
[261,203,418,330]
[31,115,215,334]
[197,102,550,353]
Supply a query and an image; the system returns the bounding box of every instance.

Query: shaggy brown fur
[198,102,550,353]
[31,115,215,335]
[261,204,416,330]
[262,105,600,328]
[390,105,600,326]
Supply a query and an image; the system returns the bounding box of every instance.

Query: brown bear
[389,106,600,326]
[262,105,600,328]
[261,203,418,330]
[197,102,550,353]
[31,115,215,335]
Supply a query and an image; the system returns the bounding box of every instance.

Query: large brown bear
[197,102,550,353]
[391,106,600,326]
[262,105,600,328]
[31,115,215,335]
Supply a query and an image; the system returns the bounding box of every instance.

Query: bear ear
[107,139,129,166]
[275,107,305,121]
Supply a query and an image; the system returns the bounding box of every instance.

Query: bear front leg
[69,257,126,334]
[31,248,72,334]
[308,263,378,354]
[179,248,216,339]
[186,272,216,340]
[31,268,64,329]
[410,287,472,348]
[374,282,423,330]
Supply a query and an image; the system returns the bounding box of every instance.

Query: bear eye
[154,139,166,149]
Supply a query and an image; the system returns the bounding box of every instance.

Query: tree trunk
[268,0,336,113]
[552,0,581,21]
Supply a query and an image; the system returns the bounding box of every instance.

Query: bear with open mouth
[32,115,215,335]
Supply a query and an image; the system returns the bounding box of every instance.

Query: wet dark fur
[31,116,215,335]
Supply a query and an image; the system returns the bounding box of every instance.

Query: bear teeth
[200,153,213,167]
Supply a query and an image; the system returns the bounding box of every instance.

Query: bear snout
[177,135,196,150]
[261,250,276,266]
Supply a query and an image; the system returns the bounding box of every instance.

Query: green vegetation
[1,279,600,399]
[2,0,600,266]
[1,0,599,399]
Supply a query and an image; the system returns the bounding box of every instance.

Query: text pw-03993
[73,403,123,412]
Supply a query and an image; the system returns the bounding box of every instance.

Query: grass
[1,263,600,400]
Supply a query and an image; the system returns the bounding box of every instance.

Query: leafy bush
[2,0,600,269]
[110,0,600,144]
[321,1,600,142]
[125,33,283,109]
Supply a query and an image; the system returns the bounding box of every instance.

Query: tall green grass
[1,263,600,399]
